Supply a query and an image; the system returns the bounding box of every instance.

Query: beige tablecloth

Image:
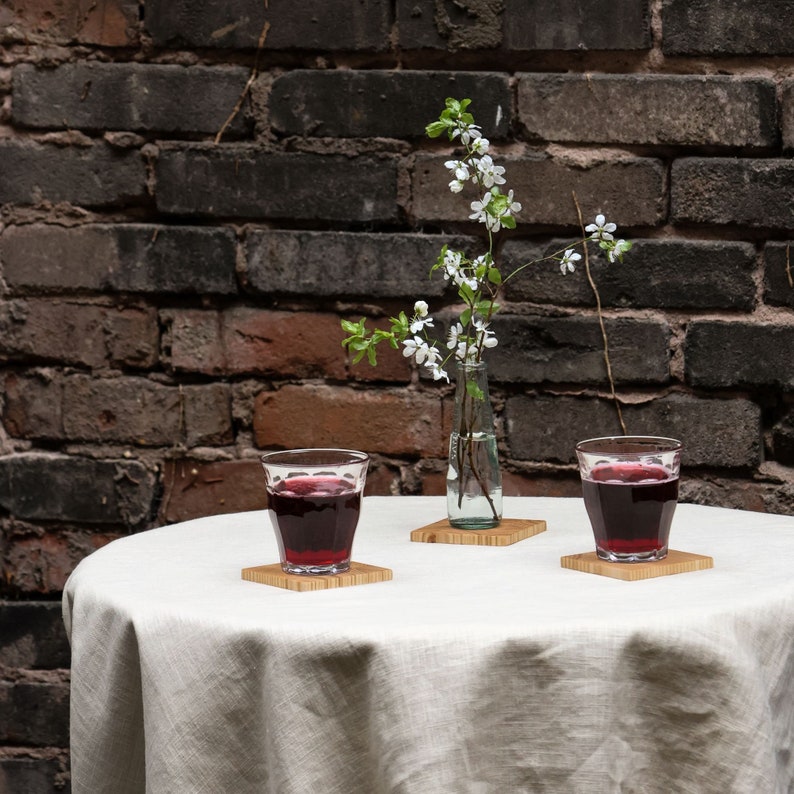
[63,496,794,793]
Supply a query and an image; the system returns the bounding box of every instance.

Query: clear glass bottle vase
[447,361,503,529]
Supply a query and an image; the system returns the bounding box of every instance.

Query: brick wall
[2,0,794,787]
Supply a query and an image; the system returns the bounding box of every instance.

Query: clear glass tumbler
[260,448,369,575]
[575,436,682,563]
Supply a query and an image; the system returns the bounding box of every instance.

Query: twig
[786,243,793,289]
[214,10,270,145]
[572,191,627,435]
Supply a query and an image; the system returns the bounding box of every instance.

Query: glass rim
[575,435,682,454]
[260,448,369,466]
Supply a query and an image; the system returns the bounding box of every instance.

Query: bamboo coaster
[410,518,546,546]
[560,550,714,581]
[241,561,393,592]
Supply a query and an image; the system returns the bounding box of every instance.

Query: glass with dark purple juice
[260,449,369,575]
[576,436,682,563]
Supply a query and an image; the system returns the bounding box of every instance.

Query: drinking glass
[575,436,682,563]
[260,448,369,575]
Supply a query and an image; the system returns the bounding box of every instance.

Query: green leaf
[425,120,447,138]
[500,215,516,230]
[366,345,377,366]
[466,380,484,401]
[487,267,502,285]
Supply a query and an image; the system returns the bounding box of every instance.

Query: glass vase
[447,361,503,529]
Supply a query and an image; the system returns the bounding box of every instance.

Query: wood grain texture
[241,561,393,592]
[410,517,547,546]
[560,549,714,581]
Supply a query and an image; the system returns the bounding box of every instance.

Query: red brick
[253,385,446,457]
[2,526,121,595]
[502,471,582,498]
[167,308,348,378]
[0,299,157,369]
[1,0,138,46]
[160,459,268,524]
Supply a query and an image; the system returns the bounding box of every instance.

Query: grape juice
[268,475,361,572]
[581,462,679,560]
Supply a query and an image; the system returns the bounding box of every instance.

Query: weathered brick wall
[1,0,794,787]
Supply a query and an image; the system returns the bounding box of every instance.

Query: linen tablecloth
[63,496,794,793]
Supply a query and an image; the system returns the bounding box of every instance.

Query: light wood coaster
[410,518,547,546]
[241,561,393,592]
[560,550,714,581]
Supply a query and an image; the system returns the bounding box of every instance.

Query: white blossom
[426,361,449,382]
[473,318,498,349]
[470,136,490,155]
[559,248,581,275]
[469,192,492,223]
[447,322,465,350]
[608,239,631,263]
[585,213,617,242]
[449,179,465,193]
[414,300,429,317]
[403,335,434,364]
[444,160,470,181]
[476,155,506,188]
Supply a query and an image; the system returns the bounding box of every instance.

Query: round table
[63,497,794,793]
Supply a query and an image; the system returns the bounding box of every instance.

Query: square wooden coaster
[560,549,714,581]
[410,518,547,546]
[241,561,393,592]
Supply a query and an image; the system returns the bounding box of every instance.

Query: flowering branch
[341,97,632,384]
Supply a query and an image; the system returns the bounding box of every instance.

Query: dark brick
[1,0,138,46]
[165,308,349,379]
[772,410,794,465]
[503,0,650,50]
[1,224,238,295]
[61,377,171,444]
[0,454,155,526]
[680,477,794,515]
[146,0,390,50]
[487,314,670,385]
[156,148,399,221]
[0,141,146,207]
[245,230,478,299]
[517,74,776,148]
[685,322,794,390]
[672,158,794,230]
[502,239,757,310]
[13,63,251,136]
[506,393,761,467]
[396,0,502,50]
[763,243,794,309]
[253,385,447,457]
[784,80,794,151]
[270,70,511,138]
[3,373,64,440]
[0,757,67,794]
[160,459,268,523]
[662,0,794,55]
[413,152,665,228]
[0,300,158,369]
[397,0,651,51]
[4,375,233,447]
[0,682,69,746]
[0,602,70,669]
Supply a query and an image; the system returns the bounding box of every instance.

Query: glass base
[448,517,501,530]
[281,561,350,575]
[596,547,668,563]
